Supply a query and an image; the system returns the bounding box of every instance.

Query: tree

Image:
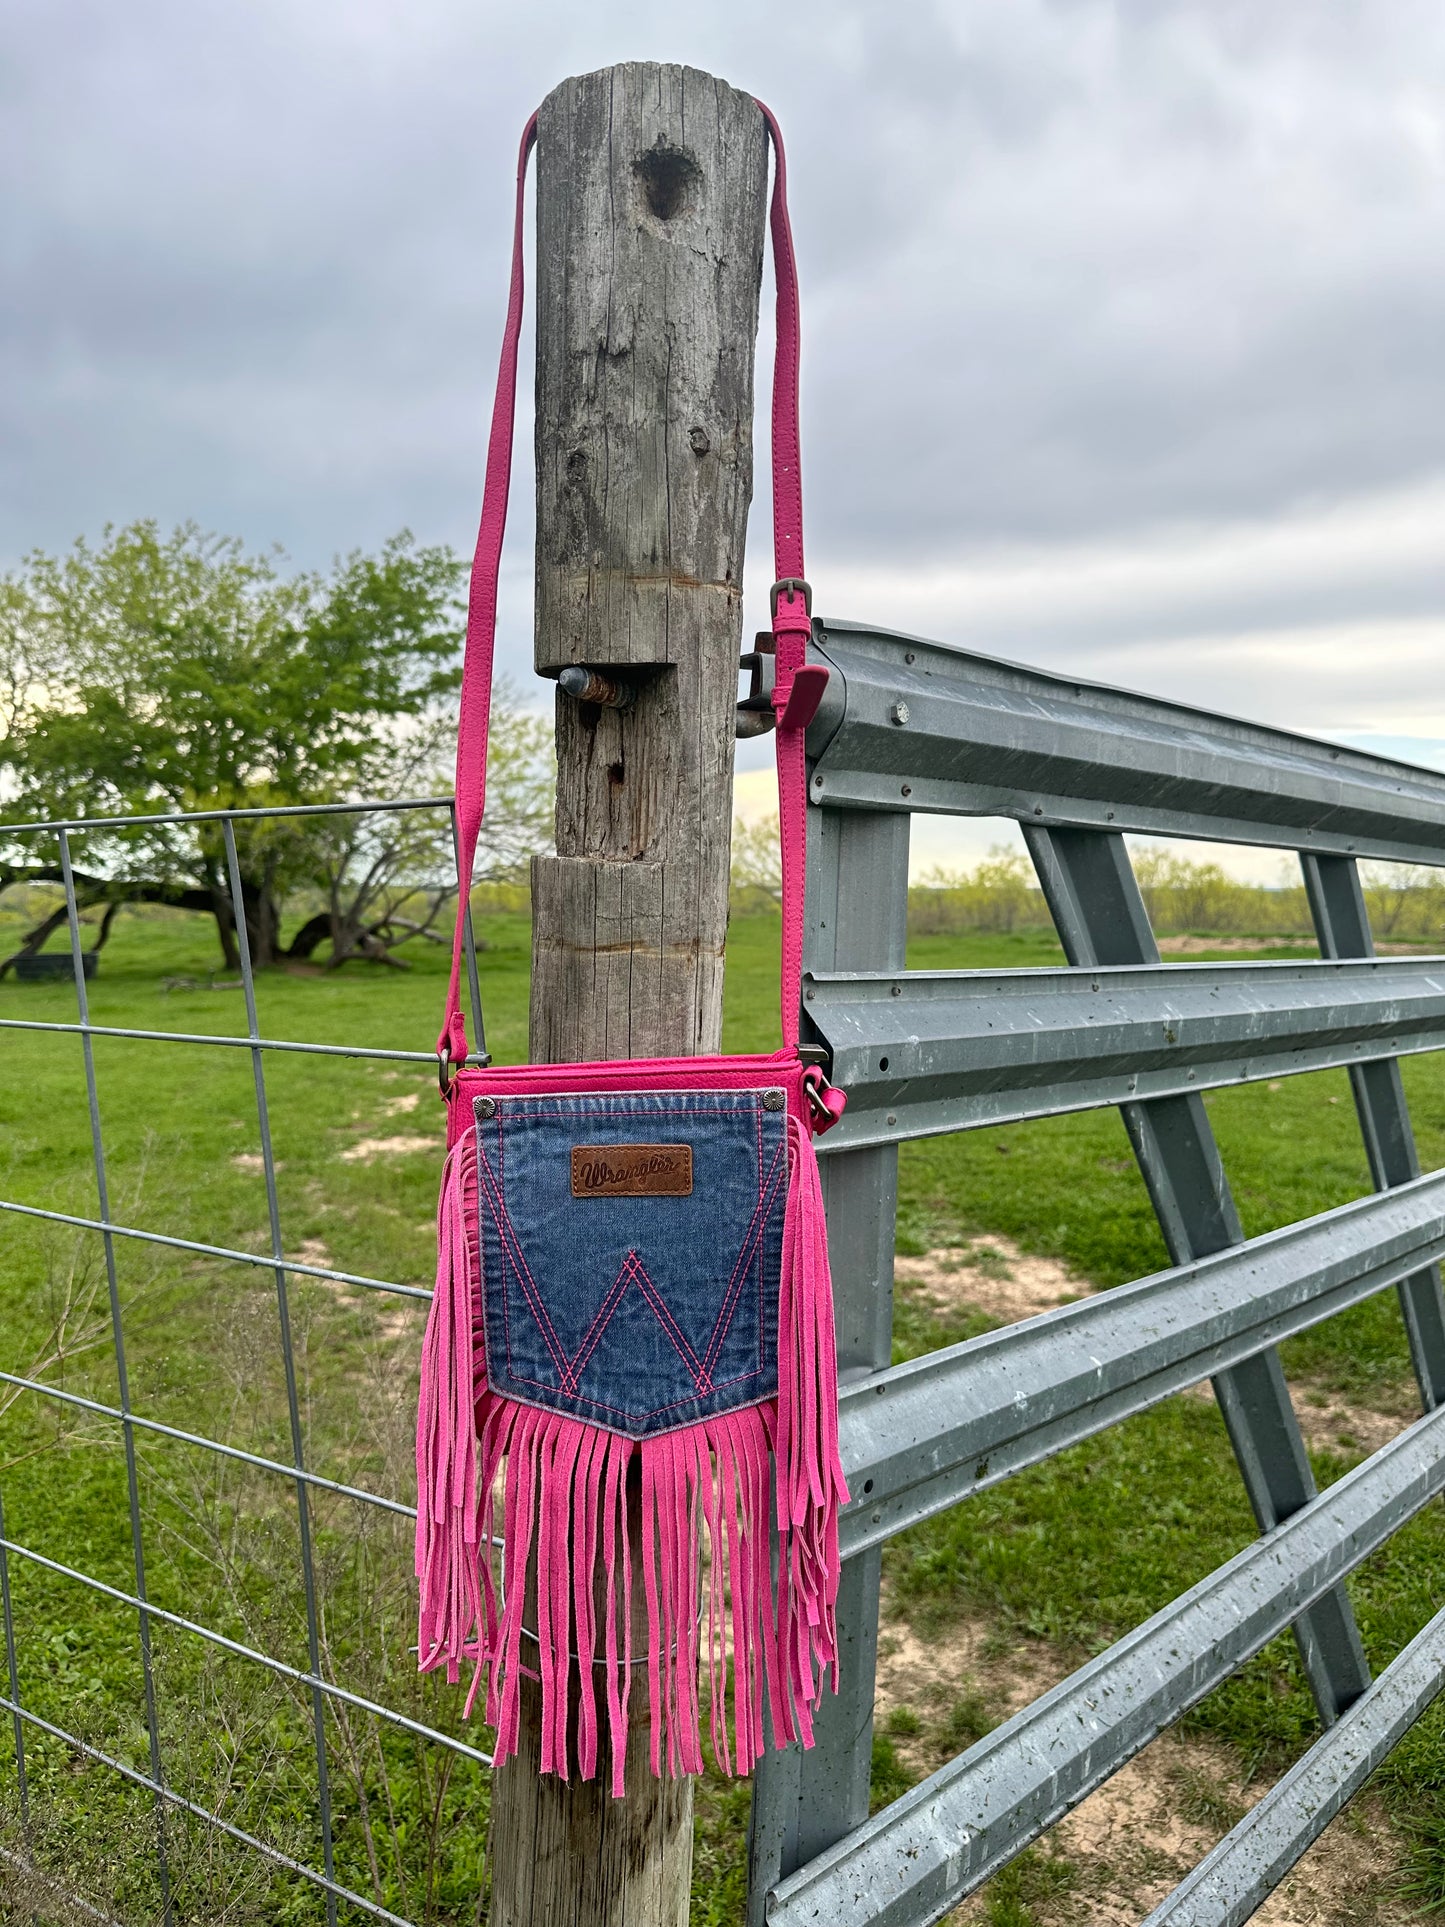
[906,848,1043,936]
[1361,862,1445,944]
[0,684,552,977]
[282,692,552,971]
[0,521,493,967]
[729,811,783,913]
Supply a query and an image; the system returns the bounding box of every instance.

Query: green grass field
[2,904,1444,1922]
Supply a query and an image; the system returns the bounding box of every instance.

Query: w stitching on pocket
[475,1104,785,1425]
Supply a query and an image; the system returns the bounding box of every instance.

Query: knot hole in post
[635,140,702,223]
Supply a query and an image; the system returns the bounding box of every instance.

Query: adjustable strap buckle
[770,577,813,624]
[769,579,826,727]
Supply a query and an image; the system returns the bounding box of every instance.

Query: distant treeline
[907,848,1445,941]
[729,817,1445,944]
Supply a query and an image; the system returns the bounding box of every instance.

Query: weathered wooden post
[486,61,769,1924]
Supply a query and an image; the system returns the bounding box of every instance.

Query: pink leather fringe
[414,1135,484,1704]
[775,1114,848,1743]
[414,1122,848,1793]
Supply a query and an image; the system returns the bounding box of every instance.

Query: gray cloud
[4,0,1444,716]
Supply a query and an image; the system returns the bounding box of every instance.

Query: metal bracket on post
[1024,824,1372,1725]
[737,635,778,739]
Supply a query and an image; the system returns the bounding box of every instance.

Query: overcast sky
[6,0,1444,870]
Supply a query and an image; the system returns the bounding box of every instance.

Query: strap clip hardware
[438,1047,490,1098]
[802,1064,848,1132]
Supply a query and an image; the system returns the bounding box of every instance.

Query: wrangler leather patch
[571,1143,693,1198]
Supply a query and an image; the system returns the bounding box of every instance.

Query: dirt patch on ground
[1290,1384,1411,1459]
[1172,1375,1410,1462]
[370,1293,422,1347]
[876,1611,1067,1742]
[1157,936,1317,956]
[989,1729,1409,1927]
[282,1236,417,1344]
[340,1134,437,1162]
[894,1234,1084,1327]
[1155,934,1434,958]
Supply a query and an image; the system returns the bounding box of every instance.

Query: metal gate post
[746,805,910,1922]
[1025,826,1372,1724]
[1302,852,1445,1408]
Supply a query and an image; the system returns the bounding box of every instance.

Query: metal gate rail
[812,954,1445,1147]
[1141,1597,1445,1927]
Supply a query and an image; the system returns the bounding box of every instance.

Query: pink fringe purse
[415,101,848,1795]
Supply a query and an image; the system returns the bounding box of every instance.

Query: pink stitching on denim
[699,1214,772,1393]
[484,1229,720,1405]
[460,1058,797,1092]
[563,1261,635,1387]
[497,1104,751,1121]
[454,1127,489,1380]
[483,1178,564,1379]
[621,1252,712,1392]
[486,1232,773,1423]
[475,1129,514,1383]
[755,1104,766,1367]
[700,1207,773,1389]
[501,1362,767,1424]
[700,1134,787,1380]
[488,1116,575,1369]
[476,1138,571,1382]
[493,1241,777,1420]
[480,1124,625,1391]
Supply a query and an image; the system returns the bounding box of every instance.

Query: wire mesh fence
[0,797,493,1926]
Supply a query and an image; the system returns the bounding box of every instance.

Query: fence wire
[0,796,491,1925]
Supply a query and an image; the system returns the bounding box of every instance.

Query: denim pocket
[473,1087,788,1438]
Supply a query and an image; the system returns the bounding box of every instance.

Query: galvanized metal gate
[747,619,1445,1927]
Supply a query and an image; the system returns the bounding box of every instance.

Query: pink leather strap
[440,101,810,1065]
[758,100,810,1054]
[438,112,536,1065]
